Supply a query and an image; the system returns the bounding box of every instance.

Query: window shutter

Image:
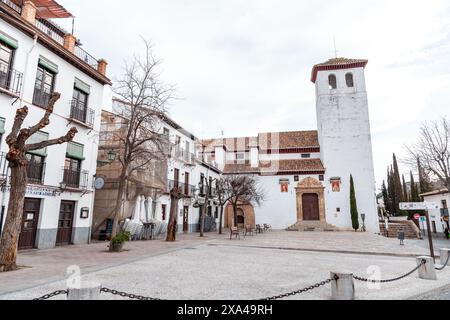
[74,78,90,94]
[0,32,18,49]
[38,56,59,74]
[27,131,49,156]
[66,142,85,160]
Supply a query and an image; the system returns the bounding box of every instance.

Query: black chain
[33,290,67,300]
[100,287,164,300]
[353,259,426,283]
[435,254,450,271]
[259,276,336,301]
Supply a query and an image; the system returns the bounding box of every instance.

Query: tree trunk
[199,192,209,237]
[0,165,27,272]
[218,205,224,234]
[109,169,127,252]
[166,189,179,242]
[232,202,238,228]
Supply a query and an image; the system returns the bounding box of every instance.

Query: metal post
[330,272,355,300]
[440,248,450,266]
[424,210,435,262]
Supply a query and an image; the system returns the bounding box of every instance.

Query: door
[183,206,189,233]
[18,198,41,250]
[56,201,75,245]
[236,208,245,229]
[302,193,320,221]
[174,168,179,188]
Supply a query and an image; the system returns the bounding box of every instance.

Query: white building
[157,115,222,233]
[200,58,379,233]
[0,0,110,249]
[420,189,449,235]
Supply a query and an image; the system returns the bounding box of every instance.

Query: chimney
[97,59,108,76]
[63,34,77,53]
[21,1,37,25]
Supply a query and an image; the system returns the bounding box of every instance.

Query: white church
[200,58,380,233]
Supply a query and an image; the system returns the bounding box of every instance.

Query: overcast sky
[57,0,450,190]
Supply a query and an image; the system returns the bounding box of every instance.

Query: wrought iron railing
[35,19,65,46]
[0,0,22,14]
[170,145,196,165]
[0,152,8,182]
[27,160,45,185]
[167,179,196,197]
[70,100,95,127]
[441,208,449,217]
[74,45,99,70]
[0,60,23,95]
[62,168,89,189]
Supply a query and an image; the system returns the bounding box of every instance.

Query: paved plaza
[0,231,449,300]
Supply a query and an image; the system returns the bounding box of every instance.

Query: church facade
[200,58,380,233]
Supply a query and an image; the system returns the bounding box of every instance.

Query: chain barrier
[31,258,447,300]
[100,287,165,300]
[353,259,426,283]
[32,290,67,300]
[258,276,336,301]
[435,254,450,271]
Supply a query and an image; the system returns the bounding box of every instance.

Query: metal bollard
[440,248,450,267]
[330,272,355,300]
[416,256,437,280]
[67,281,101,300]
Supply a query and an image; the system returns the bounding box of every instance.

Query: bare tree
[0,93,77,272]
[109,40,173,250]
[215,177,232,234]
[226,175,265,227]
[166,187,182,242]
[405,117,450,192]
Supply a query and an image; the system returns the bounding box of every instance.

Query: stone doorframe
[295,177,326,222]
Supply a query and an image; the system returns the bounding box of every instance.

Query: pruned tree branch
[25,127,78,151]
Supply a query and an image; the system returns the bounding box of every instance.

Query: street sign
[414,214,420,220]
[420,216,426,222]
[399,202,440,210]
[94,177,105,190]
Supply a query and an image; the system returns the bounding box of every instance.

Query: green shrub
[111,230,131,245]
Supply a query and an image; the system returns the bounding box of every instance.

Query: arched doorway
[302,194,320,221]
[236,208,245,228]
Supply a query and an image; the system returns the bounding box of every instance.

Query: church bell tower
[312,58,379,233]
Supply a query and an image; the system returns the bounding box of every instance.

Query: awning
[12,0,73,18]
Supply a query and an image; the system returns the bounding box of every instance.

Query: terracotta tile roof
[223,159,325,174]
[258,131,319,150]
[223,163,259,174]
[259,159,325,173]
[201,131,319,152]
[311,57,368,83]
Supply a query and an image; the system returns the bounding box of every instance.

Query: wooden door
[174,168,179,188]
[18,198,41,250]
[302,194,320,221]
[56,201,75,245]
[183,206,189,233]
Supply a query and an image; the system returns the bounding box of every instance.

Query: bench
[230,227,241,240]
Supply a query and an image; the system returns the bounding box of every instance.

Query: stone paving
[0,231,449,300]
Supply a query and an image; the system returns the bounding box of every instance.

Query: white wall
[316,67,379,233]
[421,193,450,234]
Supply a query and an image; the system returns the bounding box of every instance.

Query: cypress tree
[410,171,420,202]
[381,180,389,214]
[388,166,397,215]
[392,154,404,214]
[350,175,360,231]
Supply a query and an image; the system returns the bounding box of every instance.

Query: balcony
[62,168,89,189]
[441,208,449,217]
[0,0,21,14]
[0,152,8,183]
[27,160,45,185]
[170,145,196,165]
[69,100,95,128]
[0,61,23,96]
[167,179,196,197]
[35,19,65,46]
[74,45,99,70]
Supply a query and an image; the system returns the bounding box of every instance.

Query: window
[71,87,89,123]
[442,200,448,209]
[328,74,337,89]
[184,172,189,195]
[163,128,170,138]
[26,153,45,185]
[208,206,212,217]
[64,142,85,188]
[161,204,167,221]
[236,153,245,160]
[0,117,5,148]
[174,168,180,187]
[345,73,354,88]
[214,207,218,219]
[319,175,324,181]
[200,173,205,195]
[301,154,311,159]
[175,135,181,145]
[0,40,15,90]
[33,65,55,108]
